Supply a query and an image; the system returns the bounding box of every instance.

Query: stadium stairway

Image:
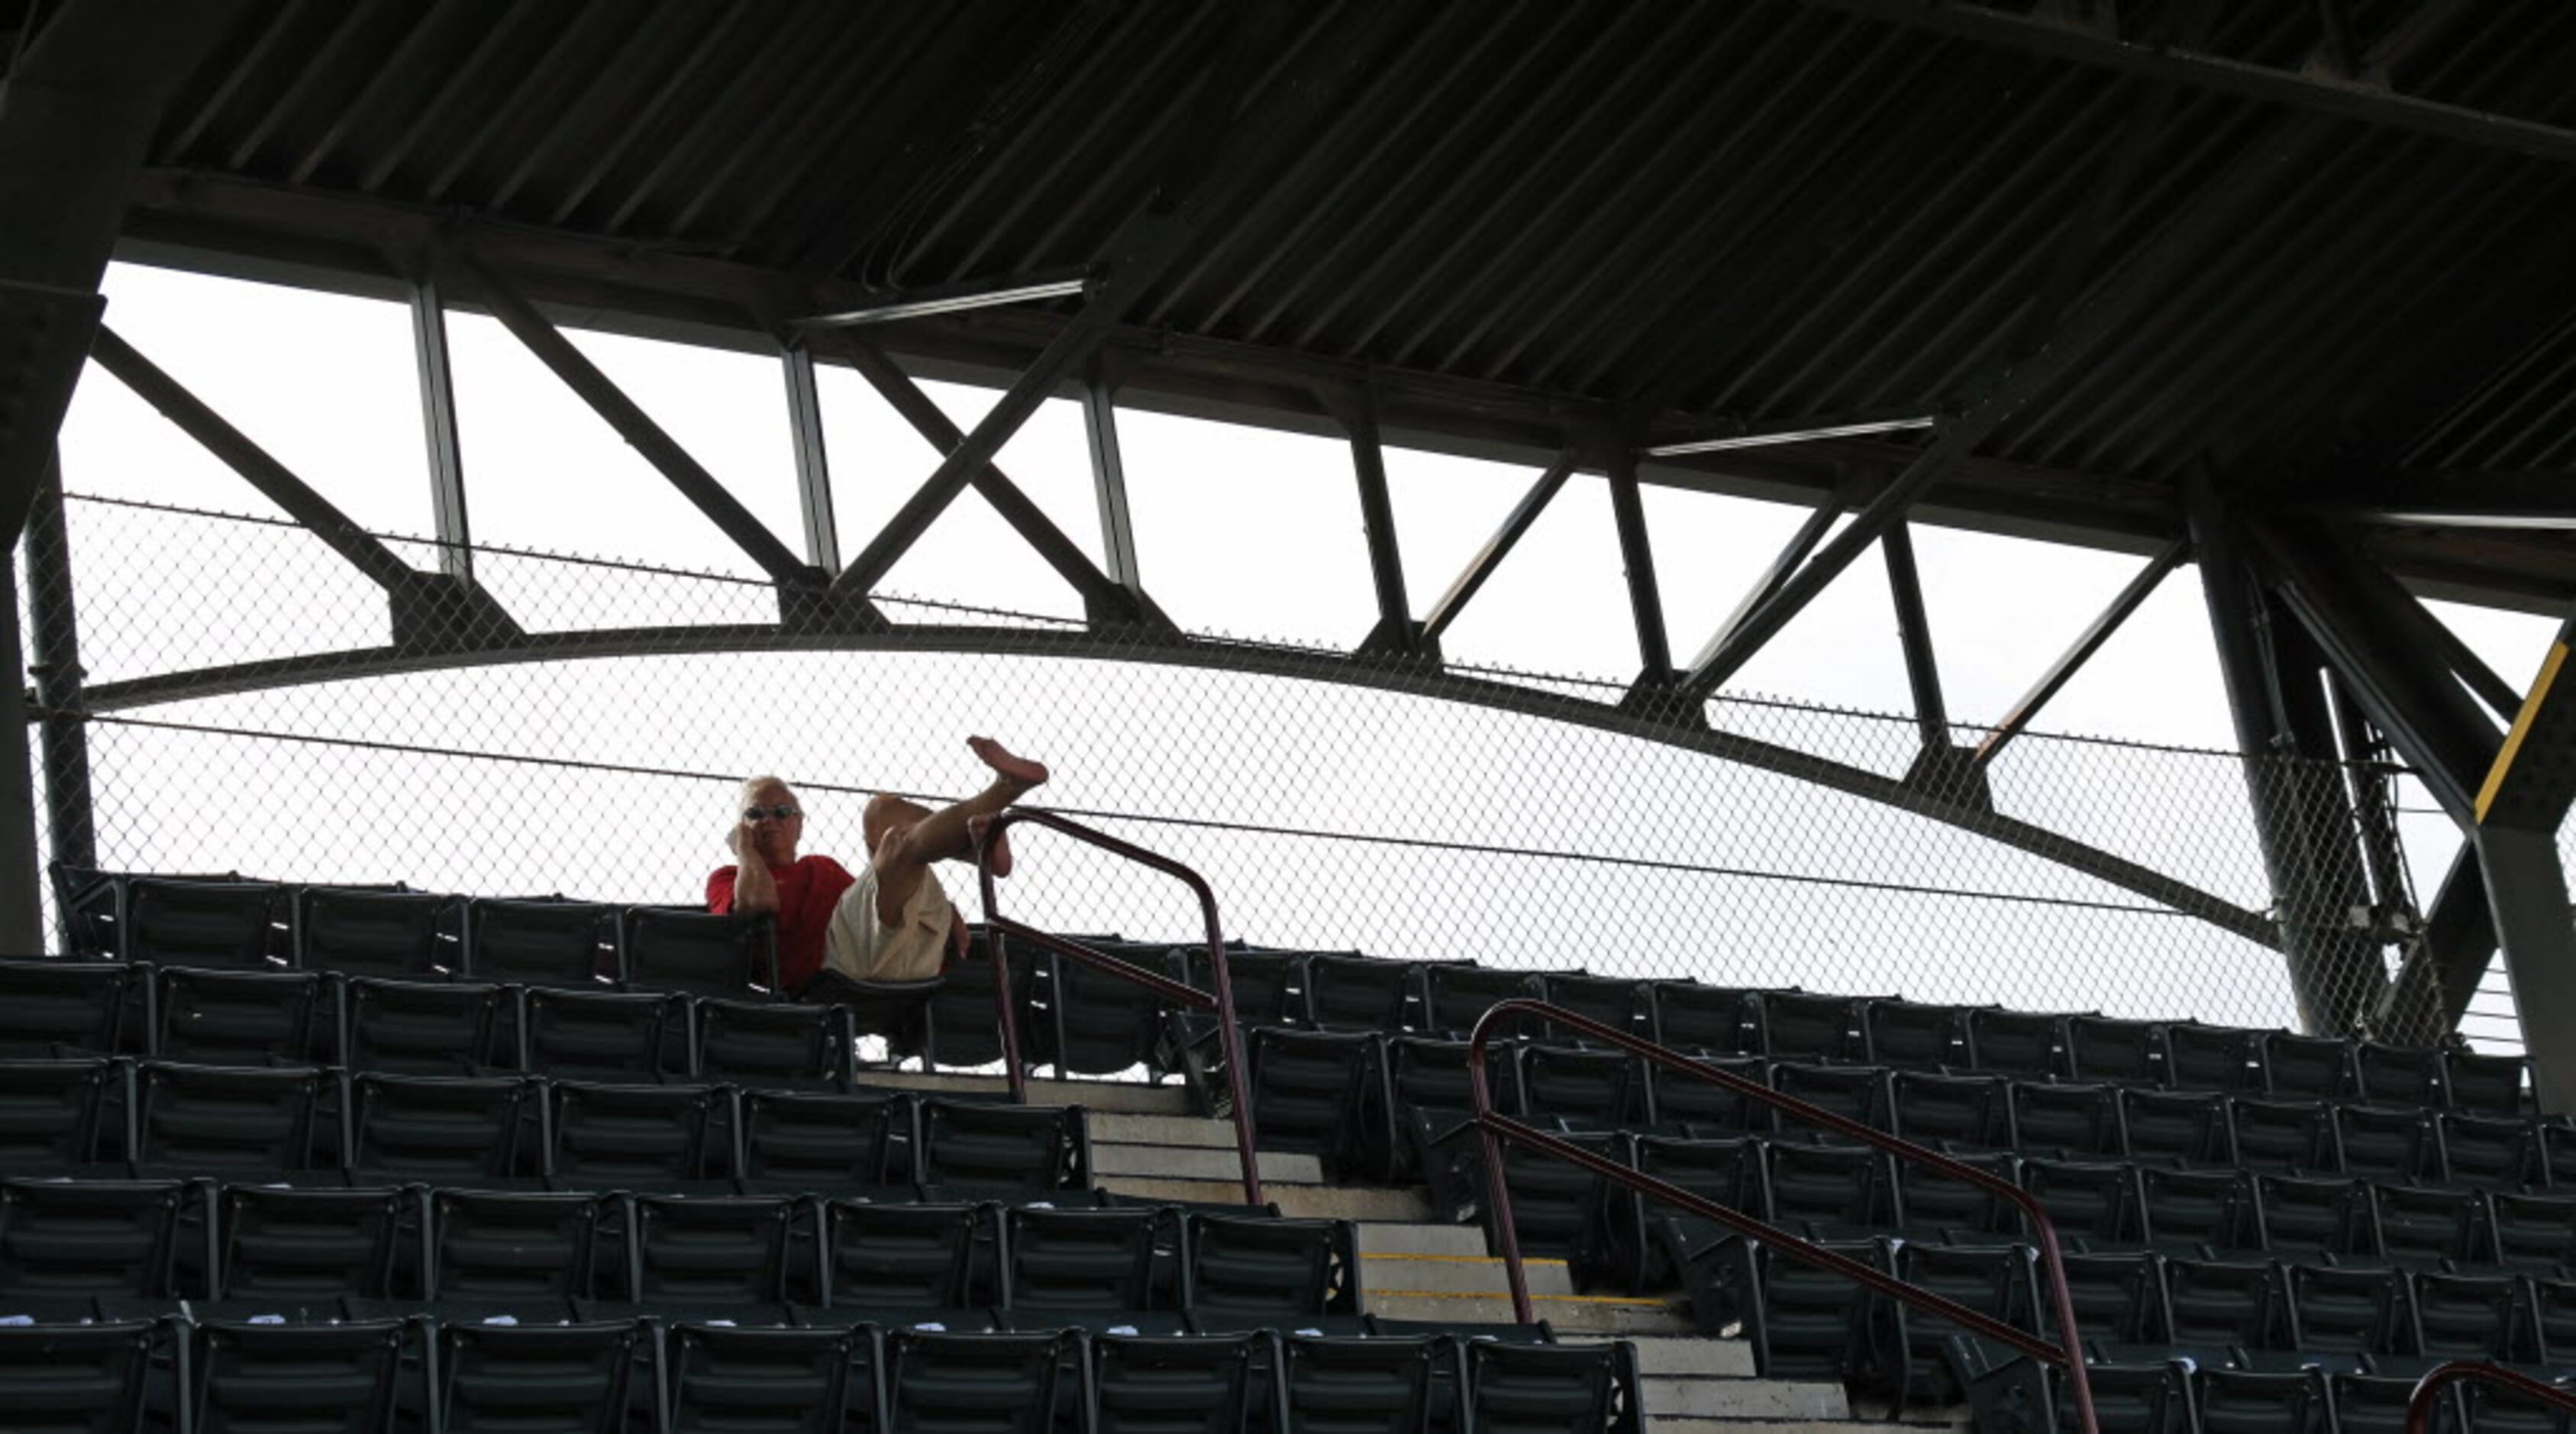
[869,1067,1968,1433]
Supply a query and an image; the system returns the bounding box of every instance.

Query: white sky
[34,261,2567,1050]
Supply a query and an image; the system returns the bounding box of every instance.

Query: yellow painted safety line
[2477,640,2568,825]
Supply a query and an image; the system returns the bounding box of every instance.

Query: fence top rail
[2409,1361,2576,1433]
[1464,996,2098,1434]
[973,808,1260,1207]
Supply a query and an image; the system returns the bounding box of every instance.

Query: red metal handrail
[1467,997,2098,1434]
[973,809,1262,1206]
[2410,1361,2576,1432]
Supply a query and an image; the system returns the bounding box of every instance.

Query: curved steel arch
[71,621,2280,945]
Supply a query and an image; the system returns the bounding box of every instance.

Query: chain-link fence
[15,487,2480,1043]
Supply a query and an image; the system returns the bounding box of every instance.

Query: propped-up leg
[867,737,1050,926]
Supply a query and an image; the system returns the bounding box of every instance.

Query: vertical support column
[24,456,93,893]
[781,343,840,571]
[2476,825,2576,1113]
[0,543,36,952]
[412,279,472,579]
[1081,358,1147,612]
[1606,447,1674,683]
[1880,522,1949,751]
[2186,472,2384,1034]
[1344,383,1424,657]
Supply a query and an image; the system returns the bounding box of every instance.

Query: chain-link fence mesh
[15,487,2485,1044]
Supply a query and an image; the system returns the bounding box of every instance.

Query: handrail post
[975,808,1264,1206]
[2410,1361,2576,1433]
[1467,998,2098,1434]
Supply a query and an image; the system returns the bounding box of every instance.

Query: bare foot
[968,813,1013,877]
[967,735,1050,793]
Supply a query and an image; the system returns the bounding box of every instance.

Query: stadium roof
[50,0,2576,607]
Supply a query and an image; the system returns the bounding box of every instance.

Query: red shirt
[707,854,857,995]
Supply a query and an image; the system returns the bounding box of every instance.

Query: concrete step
[1353,1222,1489,1258]
[1089,1113,1245,1148]
[1089,1142,1322,1184]
[864,1070,1197,1115]
[1097,1174,1434,1221]
[1362,1289,1692,1335]
[1651,1422,1951,1434]
[1568,1334,1751,1379]
[1643,1376,1847,1421]
[1361,1252,1573,1297]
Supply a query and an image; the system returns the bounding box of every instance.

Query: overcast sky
[37,260,2563,1050]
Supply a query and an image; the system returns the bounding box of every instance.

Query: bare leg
[870,738,1049,925]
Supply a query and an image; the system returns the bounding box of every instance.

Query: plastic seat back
[2063,1015,2168,1085]
[549,1080,718,1185]
[2352,1040,2443,1108]
[1244,1026,1379,1177]
[439,1320,638,1434]
[2333,1104,2437,1185]
[2008,1080,2121,1159]
[1186,1213,1357,1328]
[1042,945,1177,1077]
[2261,1031,2355,1101]
[0,1178,185,1300]
[2492,1191,2576,1276]
[2019,1158,2144,1248]
[2053,1250,2167,1344]
[1887,1071,2010,1148]
[1004,1205,1165,1314]
[121,879,281,968]
[1765,1142,1896,1240]
[2189,1367,2334,1434]
[154,965,322,1066]
[738,1088,912,1189]
[697,996,843,1084]
[1896,1151,2023,1242]
[2164,1022,2265,1094]
[195,1319,405,1434]
[667,1324,854,1434]
[2163,1257,2290,1350]
[343,976,503,1076]
[918,1098,1086,1196]
[0,1056,117,1169]
[520,987,670,1081]
[2254,1174,2374,1263]
[1895,1242,2039,1404]
[2119,1087,2232,1167]
[883,1329,1069,1434]
[216,1185,405,1303]
[825,1200,989,1309]
[2138,1165,2258,1255]
[1093,1332,1264,1434]
[1537,973,1644,1039]
[1647,1051,1767,1134]
[347,1071,530,1181]
[1754,992,1867,1063]
[621,908,777,998]
[1463,1339,1639,1434]
[1281,1335,1440,1434]
[0,958,132,1057]
[2445,1050,2532,1117]
[0,1319,158,1432]
[2412,1271,2531,1363]
[2439,1111,2539,1187]
[1415,964,1541,1039]
[1513,1042,1639,1127]
[2374,1184,2485,1270]
[1301,954,1413,1033]
[463,898,614,987]
[2229,1096,2341,1174]
[635,1195,794,1306]
[430,1190,604,1301]
[134,1061,325,1176]
[918,931,1036,1068]
[1963,1009,2064,1078]
[1648,982,1753,1055]
[1768,1061,1887,1134]
[1861,999,1964,1070]
[2285,1263,2411,1361]
[296,887,460,978]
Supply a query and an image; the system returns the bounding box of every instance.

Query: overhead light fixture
[1642,414,1940,458]
[796,272,1092,329]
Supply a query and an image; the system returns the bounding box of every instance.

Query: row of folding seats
[46,869,781,996]
[0,956,880,1086]
[0,1178,1341,1325]
[1684,1233,2576,1416]
[1168,944,2533,1108]
[0,1316,1630,1434]
[1984,1359,2572,1433]
[1469,1124,2576,1295]
[0,1058,1091,1195]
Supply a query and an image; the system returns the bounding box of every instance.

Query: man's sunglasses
[744,804,803,822]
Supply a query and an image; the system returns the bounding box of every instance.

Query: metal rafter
[1082,358,1147,610]
[782,343,838,572]
[1972,539,2184,770]
[459,256,812,587]
[1881,522,1950,751]
[1606,447,1675,683]
[1420,454,1575,644]
[1338,383,1422,655]
[410,278,471,580]
[1797,0,2576,164]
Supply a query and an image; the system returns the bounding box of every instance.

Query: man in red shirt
[706,736,1049,995]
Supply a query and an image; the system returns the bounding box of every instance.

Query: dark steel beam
[2381,844,2496,1039]
[86,325,420,594]
[2474,617,2576,832]
[1338,383,1425,657]
[1606,447,1675,683]
[781,343,839,572]
[24,457,95,886]
[1973,538,2185,770]
[1420,454,1575,644]
[1082,360,1148,610]
[1881,522,1951,750]
[459,256,812,586]
[2326,676,2414,934]
[2476,824,2576,1113]
[825,332,1144,624]
[1798,0,2576,164]
[2415,602,2526,724]
[410,278,472,580]
[2252,518,2503,824]
[2274,469,2576,531]
[1687,494,1848,675]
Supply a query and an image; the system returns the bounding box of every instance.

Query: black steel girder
[1419,454,1574,644]
[1972,538,2185,771]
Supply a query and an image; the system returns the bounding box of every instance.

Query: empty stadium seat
[463,897,614,987]
[667,1323,855,1434]
[1898,1151,2025,1245]
[633,1195,795,1310]
[0,1319,160,1432]
[1244,1025,1378,1178]
[2055,1249,2168,1348]
[196,1319,406,1434]
[2165,1021,2265,1095]
[2441,1111,2540,1188]
[1769,1060,1888,1135]
[341,975,503,1075]
[1623,1134,1764,1291]
[1862,998,1965,1070]
[214,1184,405,1306]
[2230,1096,2342,1175]
[1888,1070,2012,1148]
[1766,1141,1897,1239]
[1645,1051,1767,1134]
[2138,1165,2257,1256]
[823,1200,992,1310]
[1280,1334,1441,1434]
[2009,1080,2122,1161]
[2372,1184,2487,1271]
[2063,1015,2168,1087]
[2446,1051,2532,1117]
[155,964,322,1065]
[2255,1174,2375,1264]
[1726,1237,1896,1388]
[2352,1040,2443,1109]
[1486,1128,1621,1283]
[620,908,776,998]
[2190,1365,2334,1433]
[438,1319,638,1434]
[0,1178,185,1306]
[1040,944,1178,1078]
[1093,1332,1267,1434]
[1004,1205,1167,1314]
[1894,1240,2039,1404]
[2493,1191,2576,1277]
[696,996,844,1086]
[347,1070,531,1182]
[1964,1009,2063,1079]
[2334,1103,2439,1186]
[295,887,463,978]
[1756,992,1867,1063]
[2162,1257,2291,1361]
[2412,1271,2533,1365]
[2262,1032,2355,1102]
[1302,954,1412,1033]
[914,932,1033,1069]
[1184,1213,1357,1328]
[1648,982,1753,1055]
[133,1061,327,1176]
[1512,1042,1641,1129]
[917,1098,1087,1196]
[520,987,672,1081]
[0,1055,118,1168]
[2284,1263,2412,1369]
[2119,1088,2232,1168]
[737,1087,912,1193]
[548,1080,721,1186]
[121,878,281,968]
[1537,971,1644,1040]
[2020,1158,2145,1249]
[881,1329,1070,1434]
[1461,1338,1640,1434]
[428,1190,605,1303]
[0,957,133,1056]
[1415,964,1541,1039]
